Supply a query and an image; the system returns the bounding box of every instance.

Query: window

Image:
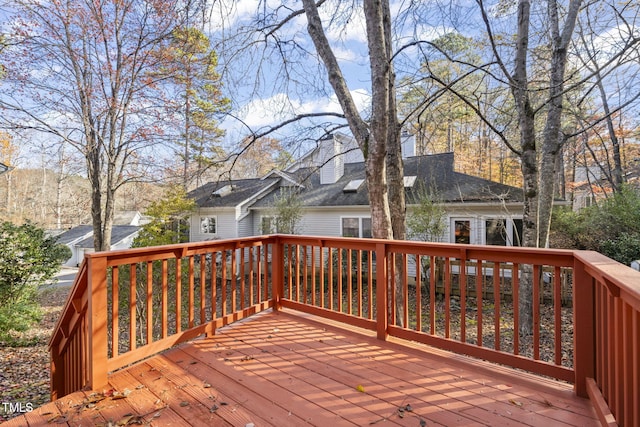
[485,219,507,246]
[454,220,471,244]
[342,217,372,238]
[200,217,216,234]
[343,179,365,193]
[485,218,523,246]
[510,219,523,246]
[403,176,417,187]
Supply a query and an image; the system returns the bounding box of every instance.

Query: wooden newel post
[376,242,388,340]
[87,255,109,391]
[272,238,284,311]
[573,254,595,398]
[50,349,64,400]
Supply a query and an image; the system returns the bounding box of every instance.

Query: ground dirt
[0,286,71,423]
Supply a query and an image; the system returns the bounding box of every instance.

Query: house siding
[237,214,253,238]
[191,208,238,241]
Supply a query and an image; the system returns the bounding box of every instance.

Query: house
[55,213,142,266]
[188,133,529,247]
[0,161,10,175]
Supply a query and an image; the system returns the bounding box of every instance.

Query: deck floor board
[3,309,597,426]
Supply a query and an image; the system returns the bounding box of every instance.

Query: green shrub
[550,186,640,265]
[600,233,640,267]
[0,221,70,340]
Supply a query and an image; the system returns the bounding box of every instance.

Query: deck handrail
[48,235,640,426]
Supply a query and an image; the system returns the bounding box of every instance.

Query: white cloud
[235,89,371,130]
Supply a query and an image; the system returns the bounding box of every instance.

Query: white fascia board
[236,180,281,220]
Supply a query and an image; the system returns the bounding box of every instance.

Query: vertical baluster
[231,248,237,313]
[161,259,168,339]
[328,248,333,310]
[348,249,353,315]
[175,258,182,334]
[416,255,422,332]
[367,250,373,319]
[347,249,354,315]
[263,244,269,301]
[460,258,466,343]
[444,257,451,338]
[513,262,520,355]
[338,249,343,313]
[111,266,119,358]
[357,250,362,317]
[221,250,227,316]
[256,246,262,302]
[129,264,136,351]
[248,247,254,306]
[554,266,562,365]
[240,247,245,309]
[390,252,396,325]
[211,252,217,323]
[146,261,153,344]
[287,245,293,300]
[493,261,501,351]
[533,264,541,360]
[430,255,436,335]
[295,245,301,302]
[188,257,194,328]
[200,254,206,324]
[311,246,316,306]
[476,259,483,347]
[403,253,408,328]
[319,247,324,308]
[303,245,308,305]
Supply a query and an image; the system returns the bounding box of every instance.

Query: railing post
[87,255,108,391]
[573,255,595,398]
[376,242,388,340]
[272,238,283,312]
[50,350,63,400]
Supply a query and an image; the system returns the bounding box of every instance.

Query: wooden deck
[5,309,597,426]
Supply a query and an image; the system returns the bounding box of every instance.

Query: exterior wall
[190,208,238,241]
[237,214,253,238]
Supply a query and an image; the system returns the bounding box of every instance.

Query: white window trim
[451,217,474,244]
[340,216,371,238]
[200,216,218,235]
[482,217,524,247]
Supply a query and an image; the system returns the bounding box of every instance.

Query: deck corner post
[573,253,595,398]
[376,242,388,340]
[50,352,63,400]
[87,255,109,391]
[272,237,284,312]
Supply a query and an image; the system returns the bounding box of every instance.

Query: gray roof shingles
[190,153,524,210]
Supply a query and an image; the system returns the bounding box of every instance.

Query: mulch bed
[0,286,71,423]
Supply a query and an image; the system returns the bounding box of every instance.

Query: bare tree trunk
[537,0,581,249]
[596,77,624,191]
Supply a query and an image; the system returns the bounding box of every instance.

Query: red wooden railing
[49,235,640,426]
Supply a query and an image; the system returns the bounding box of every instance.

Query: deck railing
[49,235,640,426]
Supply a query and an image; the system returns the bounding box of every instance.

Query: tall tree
[155,26,229,189]
[0,0,180,251]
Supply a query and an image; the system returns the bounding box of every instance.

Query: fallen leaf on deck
[116,414,144,425]
[356,384,365,393]
[508,399,523,407]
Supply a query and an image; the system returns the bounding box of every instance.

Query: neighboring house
[0,162,10,175]
[56,222,141,267]
[188,133,536,247]
[113,210,152,226]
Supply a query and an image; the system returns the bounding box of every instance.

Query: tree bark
[537,0,582,249]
